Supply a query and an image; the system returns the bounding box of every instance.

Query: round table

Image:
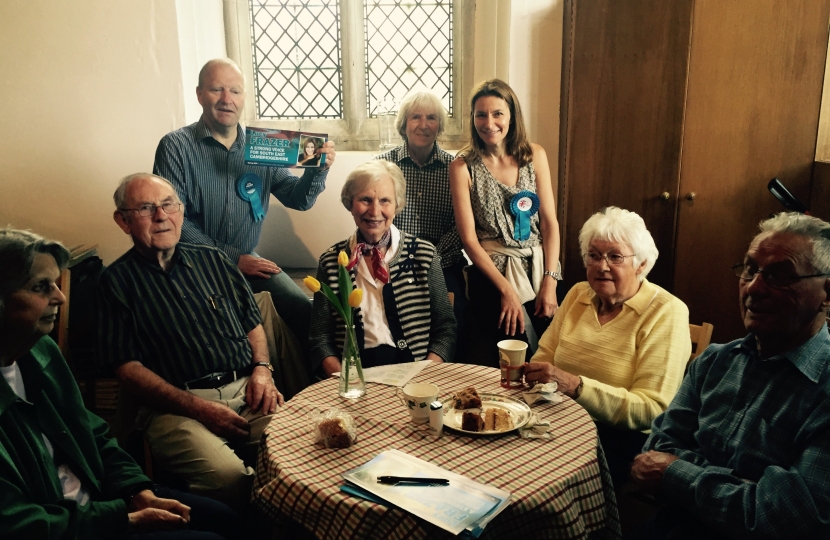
[252,362,621,539]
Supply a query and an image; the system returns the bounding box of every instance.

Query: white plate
[442,393,531,435]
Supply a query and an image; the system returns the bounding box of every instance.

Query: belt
[181,367,250,390]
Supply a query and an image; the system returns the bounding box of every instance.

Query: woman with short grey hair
[524,207,691,487]
[0,228,240,538]
[376,90,469,360]
[310,161,456,376]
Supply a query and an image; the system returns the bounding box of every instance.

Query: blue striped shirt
[96,243,262,386]
[645,325,830,538]
[153,119,329,262]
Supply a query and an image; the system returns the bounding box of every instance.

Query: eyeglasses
[731,263,830,288]
[583,252,637,266]
[120,202,182,217]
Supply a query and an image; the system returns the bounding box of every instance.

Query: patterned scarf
[347,229,392,283]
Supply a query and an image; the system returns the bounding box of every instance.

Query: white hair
[113,173,176,210]
[341,161,407,216]
[758,212,830,273]
[578,206,659,282]
[395,90,447,141]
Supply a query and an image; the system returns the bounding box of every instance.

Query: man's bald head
[197,58,244,89]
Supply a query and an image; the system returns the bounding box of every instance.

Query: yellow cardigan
[531,280,690,431]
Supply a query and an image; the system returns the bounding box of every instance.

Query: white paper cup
[498,339,528,388]
[396,383,439,423]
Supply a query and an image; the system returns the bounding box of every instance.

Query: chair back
[689,322,714,363]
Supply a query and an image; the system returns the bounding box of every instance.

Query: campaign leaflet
[244,127,328,167]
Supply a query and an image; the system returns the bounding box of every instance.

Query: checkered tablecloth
[252,362,621,539]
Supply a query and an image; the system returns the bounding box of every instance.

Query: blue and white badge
[510,190,540,241]
[236,173,265,222]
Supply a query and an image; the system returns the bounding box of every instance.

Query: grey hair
[395,90,447,141]
[758,212,830,273]
[341,161,406,216]
[578,206,659,282]
[197,58,244,88]
[0,227,70,320]
[113,173,176,210]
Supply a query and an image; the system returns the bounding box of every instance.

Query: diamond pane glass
[364,1,453,117]
[249,0,342,118]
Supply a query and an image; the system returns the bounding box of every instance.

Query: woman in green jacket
[0,228,238,539]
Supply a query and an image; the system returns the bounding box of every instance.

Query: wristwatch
[574,377,584,399]
[252,361,274,372]
[544,261,563,281]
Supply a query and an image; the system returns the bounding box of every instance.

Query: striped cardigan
[309,231,456,368]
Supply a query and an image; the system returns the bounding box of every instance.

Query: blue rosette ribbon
[510,190,540,241]
[236,173,265,222]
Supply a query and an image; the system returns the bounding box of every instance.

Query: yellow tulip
[303,276,321,293]
[338,251,349,267]
[348,288,363,307]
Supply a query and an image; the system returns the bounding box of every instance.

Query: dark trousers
[247,271,312,372]
[128,486,241,540]
[462,266,551,367]
[443,262,468,363]
[595,422,649,489]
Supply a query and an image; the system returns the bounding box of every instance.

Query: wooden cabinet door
[559,0,693,290]
[673,0,830,342]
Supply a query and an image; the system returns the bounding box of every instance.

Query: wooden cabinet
[559,0,830,342]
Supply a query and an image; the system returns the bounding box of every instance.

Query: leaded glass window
[364,1,453,117]
[249,0,342,119]
[247,0,454,120]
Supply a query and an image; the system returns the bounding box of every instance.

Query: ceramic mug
[396,382,439,424]
[498,339,528,388]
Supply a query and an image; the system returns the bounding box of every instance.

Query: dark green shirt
[97,243,262,386]
[0,337,152,539]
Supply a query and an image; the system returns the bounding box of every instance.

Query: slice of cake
[461,411,485,432]
[453,387,482,409]
[494,409,514,431]
[484,408,514,432]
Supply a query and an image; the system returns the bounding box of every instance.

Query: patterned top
[153,119,330,263]
[376,143,463,268]
[532,280,691,431]
[645,326,830,538]
[97,243,262,386]
[309,231,456,367]
[468,156,541,274]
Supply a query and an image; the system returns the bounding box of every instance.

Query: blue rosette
[236,173,266,222]
[510,190,540,241]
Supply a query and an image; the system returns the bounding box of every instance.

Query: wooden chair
[688,322,714,364]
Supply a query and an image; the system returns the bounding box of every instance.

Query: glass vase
[339,326,366,399]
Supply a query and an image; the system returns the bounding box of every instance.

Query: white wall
[509,0,563,175]
[175,0,226,124]
[0,0,186,263]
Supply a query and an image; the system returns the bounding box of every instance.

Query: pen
[377,476,449,485]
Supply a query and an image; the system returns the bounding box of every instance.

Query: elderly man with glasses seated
[97,173,285,510]
[629,213,830,539]
[524,207,691,487]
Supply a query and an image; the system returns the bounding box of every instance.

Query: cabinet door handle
[686,192,696,201]
[660,192,670,200]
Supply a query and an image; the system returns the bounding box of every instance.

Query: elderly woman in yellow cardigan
[525,207,691,487]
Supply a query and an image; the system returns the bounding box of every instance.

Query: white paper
[361,360,432,387]
[342,449,511,536]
